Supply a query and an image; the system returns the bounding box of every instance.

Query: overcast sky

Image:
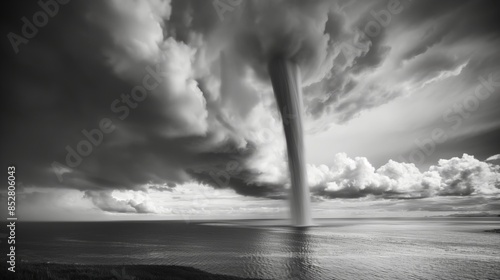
[1,0,499,221]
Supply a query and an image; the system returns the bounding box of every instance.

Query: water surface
[10,218,500,279]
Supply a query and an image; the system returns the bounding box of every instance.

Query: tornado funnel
[268,57,312,227]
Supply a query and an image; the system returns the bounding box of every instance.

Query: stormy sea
[12,217,500,279]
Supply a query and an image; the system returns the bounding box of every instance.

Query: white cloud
[486,154,500,161]
[146,182,286,216]
[253,151,500,199]
[7,156,499,221]
[431,154,500,195]
[306,153,500,198]
[79,182,288,219]
[84,190,158,214]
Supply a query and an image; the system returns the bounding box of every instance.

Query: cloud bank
[81,153,500,214]
[308,153,500,199]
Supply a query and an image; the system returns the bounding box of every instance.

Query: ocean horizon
[7,217,500,279]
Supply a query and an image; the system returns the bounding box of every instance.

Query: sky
[1,0,499,221]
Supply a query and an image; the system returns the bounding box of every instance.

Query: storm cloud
[1,0,499,218]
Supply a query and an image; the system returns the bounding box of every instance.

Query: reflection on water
[12,218,500,280]
[285,228,319,280]
[240,226,321,279]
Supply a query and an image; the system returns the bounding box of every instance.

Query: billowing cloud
[306,153,500,199]
[76,153,500,213]
[84,190,158,213]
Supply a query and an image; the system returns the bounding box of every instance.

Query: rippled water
[12,218,500,279]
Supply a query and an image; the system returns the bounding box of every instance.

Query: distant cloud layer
[74,153,500,215]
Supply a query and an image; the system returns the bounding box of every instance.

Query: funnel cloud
[268,58,312,226]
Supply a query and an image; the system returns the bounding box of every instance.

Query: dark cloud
[302,0,500,125]
[398,0,500,53]
[148,182,177,192]
[189,168,286,199]
[1,0,256,196]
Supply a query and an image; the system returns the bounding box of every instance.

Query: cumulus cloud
[89,0,210,138]
[305,153,500,199]
[430,155,500,195]
[84,190,158,214]
[71,152,499,214]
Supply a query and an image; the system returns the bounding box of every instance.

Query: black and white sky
[1,0,499,220]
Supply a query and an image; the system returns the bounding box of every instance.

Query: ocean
[10,218,500,279]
